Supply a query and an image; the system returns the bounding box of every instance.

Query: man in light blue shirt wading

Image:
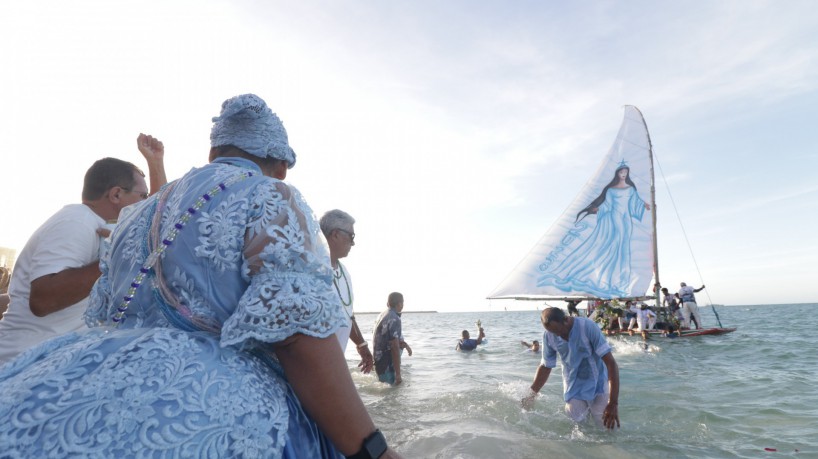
[522,307,621,429]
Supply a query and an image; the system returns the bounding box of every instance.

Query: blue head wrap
[210,94,297,168]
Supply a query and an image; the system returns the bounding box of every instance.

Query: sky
[1,0,816,312]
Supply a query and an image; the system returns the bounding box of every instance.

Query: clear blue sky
[1,1,816,311]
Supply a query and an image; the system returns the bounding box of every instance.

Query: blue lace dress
[0,157,346,458]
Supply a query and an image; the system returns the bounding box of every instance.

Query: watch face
[364,430,388,458]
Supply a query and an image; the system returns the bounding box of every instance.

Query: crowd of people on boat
[575,281,707,337]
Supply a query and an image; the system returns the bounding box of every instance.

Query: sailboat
[487,106,735,337]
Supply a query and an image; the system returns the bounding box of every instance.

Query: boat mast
[633,106,660,299]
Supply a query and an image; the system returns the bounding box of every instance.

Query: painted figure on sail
[538,161,650,298]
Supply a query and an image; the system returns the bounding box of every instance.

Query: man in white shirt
[0,136,165,364]
[678,282,705,329]
[320,209,374,373]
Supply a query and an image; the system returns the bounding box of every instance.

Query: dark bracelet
[346,429,388,459]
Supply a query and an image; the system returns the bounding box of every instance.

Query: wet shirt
[542,317,612,402]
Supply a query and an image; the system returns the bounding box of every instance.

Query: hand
[401,341,413,356]
[521,391,537,410]
[602,402,620,429]
[96,227,112,238]
[394,374,402,386]
[137,133,165,163]
[357,346,374,374]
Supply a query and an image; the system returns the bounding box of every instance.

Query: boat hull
[608,327,737,337]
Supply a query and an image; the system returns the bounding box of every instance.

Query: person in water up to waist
[456,323,485,351]
[522,307,621,429]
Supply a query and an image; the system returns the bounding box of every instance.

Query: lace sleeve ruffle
[220,180,344,349]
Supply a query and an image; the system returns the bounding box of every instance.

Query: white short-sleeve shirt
[0,204,104,364]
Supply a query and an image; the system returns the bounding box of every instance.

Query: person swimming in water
[456,325,485,351]
[521,340,540,352]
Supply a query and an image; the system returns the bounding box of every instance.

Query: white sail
[488,106,655,300]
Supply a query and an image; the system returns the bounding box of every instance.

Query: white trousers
[682,301,702,329]
[565,388,609,427]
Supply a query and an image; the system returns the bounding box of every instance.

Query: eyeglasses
[123,188,149,200]
[336,229,355,242]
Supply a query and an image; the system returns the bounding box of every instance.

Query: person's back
[456,326,484,351]
[87,161,297,329]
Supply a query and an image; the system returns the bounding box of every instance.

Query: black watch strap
[346,429,388,459]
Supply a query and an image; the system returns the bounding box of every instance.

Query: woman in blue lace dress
[0,94,401,459]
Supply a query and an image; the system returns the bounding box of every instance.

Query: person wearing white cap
[678,281,706,329]
[0,94,402,459]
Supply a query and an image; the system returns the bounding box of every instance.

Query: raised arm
[476,327,485,344]
[137,133,167,195]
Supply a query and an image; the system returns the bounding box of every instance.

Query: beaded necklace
[111,171,253,325]
[333,262,353,314]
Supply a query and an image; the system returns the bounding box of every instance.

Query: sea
[346,303,818,458]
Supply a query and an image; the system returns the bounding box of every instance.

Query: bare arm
[522,364,552,409]
[601,352,620,429]
[29,262,101,317]
[137,133,167,195]
[273,333,402,457]
[390,337,402,385]
[694,285,705,292]
[400,340,412,356]
[350,317,374,373]
[475,327,485,344]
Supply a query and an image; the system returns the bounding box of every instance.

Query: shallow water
[346,303,818,458]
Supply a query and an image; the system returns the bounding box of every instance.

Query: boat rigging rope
[653,150,724,328]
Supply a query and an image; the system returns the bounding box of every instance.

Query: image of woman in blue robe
[0,94,401,458]
[538,164,650,298]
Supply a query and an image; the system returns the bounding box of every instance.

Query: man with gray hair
[320,209,374,373]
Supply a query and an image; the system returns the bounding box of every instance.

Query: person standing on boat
[522,307,621,429]
[661,287,682,323]
[566,299,581,317]
[320,209,374,373]
[0,139,166,365]
[678,282,705,329]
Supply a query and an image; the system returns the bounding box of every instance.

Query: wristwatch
[346,429,388,459]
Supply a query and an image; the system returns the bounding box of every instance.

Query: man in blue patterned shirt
[373,292,405,385]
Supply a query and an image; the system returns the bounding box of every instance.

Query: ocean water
[347,303,818,458]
